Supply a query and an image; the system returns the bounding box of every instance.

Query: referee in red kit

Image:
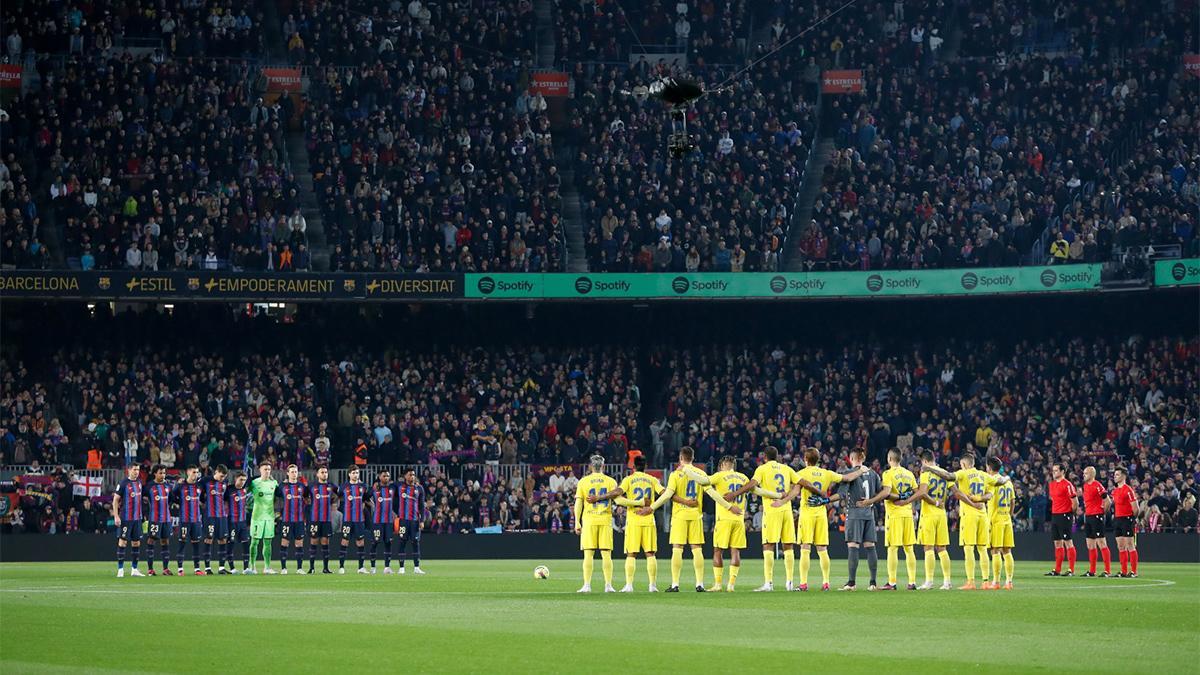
[1045,463,1078,576]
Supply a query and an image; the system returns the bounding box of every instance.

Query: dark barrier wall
[2,532,1197,563]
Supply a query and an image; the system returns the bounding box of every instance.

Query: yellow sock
[963,547,975,582]
[692,549,705,586]
[601,550,613,586]
[818,549,831,584]
[624,556,637,586]
[582,550,594,584]
[904,546,917,585]
[763,552,775,584]
[798,550,811,585]
[1004,552,1015,582]
[670,548,683,587]
[646,556,658,585]
[713,566,724,585]
[939,550,952,584]
[991,551,1001,582]
[783,548,795,584]
[924,550,936,584]
[887,547,899,585]
[729,564,739,586]
[978,546,990,581]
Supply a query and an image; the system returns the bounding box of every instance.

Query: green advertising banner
[1154,258,1200,287]
[466,265,1103,300]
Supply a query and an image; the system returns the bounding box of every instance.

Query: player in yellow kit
[880,450,919,590]
[915,450,954,590]
[574,455,622,593]
[703,456,749,591]
[642,447,711,592]
[613,455,663,592]
[985,456,1016,589]
[926,454,1009,589]
[724,446,790,591]
[782,448,865,591]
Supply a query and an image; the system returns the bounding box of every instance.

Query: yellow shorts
[797,510,828,546]
[919,510,949,547]
[885,515,916,547]
[761,510,796,545]
[669,518,704,546]
[990,518,1014,549]
[579,520,614,551]
[958,511,989,546]
[623,524,658,554]
[713,519,747,550]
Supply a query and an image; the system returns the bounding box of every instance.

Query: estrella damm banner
[1154,258,1200,287]
[465,265,1104,299]
[0,271,461,300]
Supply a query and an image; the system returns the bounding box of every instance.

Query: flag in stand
[73,475,103,497]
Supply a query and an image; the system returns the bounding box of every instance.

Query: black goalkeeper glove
[806,495,830,507]
[897,489,915,501]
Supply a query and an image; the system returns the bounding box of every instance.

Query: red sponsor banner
[0,64,21,89]
[1185,54,1200,78]
[262,67,302,92]
[529,71,569,97]
[821,69,864,94]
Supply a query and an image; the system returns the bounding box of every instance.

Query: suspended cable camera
[649,78,704,158]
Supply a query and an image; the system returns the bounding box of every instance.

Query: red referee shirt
[1081,480,1107,516]
[1112,484,1137,518]
[1049,478,1077,515]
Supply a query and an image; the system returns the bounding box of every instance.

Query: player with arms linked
[701,456,750,591]
[576,455,622,592]
[613,455,663,592]
[722,446,789,591]
[925,454,1008,589]
[112,464,145,577]
[781,447,865,591]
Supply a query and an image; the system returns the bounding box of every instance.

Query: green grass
[1,560,1197,673]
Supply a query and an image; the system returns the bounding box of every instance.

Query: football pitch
[1,560,1197,674]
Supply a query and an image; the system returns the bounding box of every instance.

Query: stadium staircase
[538,0,588,272]
[287,137,330,271]
[783,138,835,271]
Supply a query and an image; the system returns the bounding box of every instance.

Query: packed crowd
[3,0,265,59]
[652,334,1199,533]
[557,0,748,65]
[800,0,1198,271]
[0,54,307,272]
[298,0,564,273]
[2,304,1197,535]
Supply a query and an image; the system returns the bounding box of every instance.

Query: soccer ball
[533,565,550,579]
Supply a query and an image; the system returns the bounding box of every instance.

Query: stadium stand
[1,299,1195,535]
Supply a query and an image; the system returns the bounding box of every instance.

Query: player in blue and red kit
[173,465,205,575]
[338,466,369,574]
[201,465,230,574]
[277,464,308,574]
[226,471,251,573]
[369,470,398,574]
[112,464,145,577]
[143,464,175,575]
[396,469,427,575]
[306,466,336,574]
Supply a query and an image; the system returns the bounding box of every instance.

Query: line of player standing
[574,445,1142,592]
[111,461,426,577]
[1046,463,1141,578]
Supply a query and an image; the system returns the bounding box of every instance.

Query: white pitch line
[0,579,1177,595]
